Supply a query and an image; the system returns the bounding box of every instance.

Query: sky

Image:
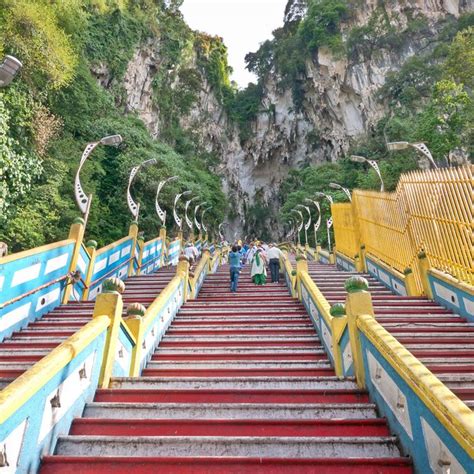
[180,0,288,87]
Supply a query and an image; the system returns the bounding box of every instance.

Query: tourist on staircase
[267,243,284,283]
[228,244,242,293]
[250,246,267,285]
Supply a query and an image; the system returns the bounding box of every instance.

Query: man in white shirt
[267,243,284,283]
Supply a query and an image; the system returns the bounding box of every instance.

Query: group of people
[228,241,284,293]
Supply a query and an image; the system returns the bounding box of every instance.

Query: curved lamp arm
[173,190,192,229]
[194,202,207,232]
[185,197,200,230]
[329,183,352,202]
[201,206,212,233]
[155,175,178,225]
[127,158,157,220]
[75,134,122,222]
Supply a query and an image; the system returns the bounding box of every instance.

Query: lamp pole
[201,206,212,240]
[305,199,321,246]
[314,192,334,253]
[194,202,207,240]
[329,182,352,201]
[296,204,311,246]
[155,175,178,227]
[173,190,192,230]
[127,158,158,221]
[0,55,22,87]
[350,155,385,192]
[387,141,438,168]
[291,209,304,247]
[185,196,199,239]
[74,134,123,227]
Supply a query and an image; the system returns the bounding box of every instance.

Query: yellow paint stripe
[300,271,332,327]
[358,314,474,456]
[142,276,182,333]
[0,316,110,423]
[0,239,75,265]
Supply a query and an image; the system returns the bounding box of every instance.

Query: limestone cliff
[119,0,472,236]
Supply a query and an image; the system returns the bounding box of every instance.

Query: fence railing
[331,164,473,292]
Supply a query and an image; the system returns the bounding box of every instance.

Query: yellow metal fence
[332,164,473,289]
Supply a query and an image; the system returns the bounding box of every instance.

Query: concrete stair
[0,268,176,390]
[41,265,412,473]
[308,262,474,410]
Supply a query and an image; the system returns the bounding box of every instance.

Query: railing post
[295,256,308,301]
[359,245,367,273]
[136,236,145,275]
[82,240,98,301]
[62,217,86,304]
[345,276,374,389]
[176,256,190,301]
[159,226,167,267]
[417,251,433,299]
[330,303,347,378]
[404,267,420,297]
[177,230,184,246]
[125,303,146,377]
[127,221,139,277]
[92,278,125,388]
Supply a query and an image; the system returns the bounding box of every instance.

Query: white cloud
[180,0,287,87]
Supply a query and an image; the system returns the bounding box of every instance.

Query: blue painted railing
[0,240,75,341]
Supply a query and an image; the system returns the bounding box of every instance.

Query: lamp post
[305,199,321,246]
[194,202,208,240]
[350,155,385,192]
[329,182,352,201]
[173,190,192,230]
[218,222,226,241]
[0,55,22,87]
[201,206,212,241]
[155,175,178,227]
[291,209,304,246]
[387,141,438,168]
[314,192,334,253]
[74,135,123,226]
[185,196,199,239]
[296,204,311,246]
[127,158,158,221]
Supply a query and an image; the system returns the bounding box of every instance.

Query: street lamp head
[100,134,123,146]
[0,55,22,87]
[141,158,158,167]
[329,183,341,190]
[350,155,367,163]
[166,175,179,183]
[387,141,409,151]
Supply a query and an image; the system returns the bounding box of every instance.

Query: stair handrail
[188,250,211,299]
[297,269,347,377]
[345,280,474,470]
[0,315,111,472]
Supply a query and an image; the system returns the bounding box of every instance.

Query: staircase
[41,265,412,473]
[308,261,474,410]
[0,267,176,390]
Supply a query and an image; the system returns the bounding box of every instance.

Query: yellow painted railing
[332,164,473,291]
[0,316,110,423]
[358,314,474,457]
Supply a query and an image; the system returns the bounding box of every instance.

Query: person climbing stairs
[0,268,177,390]
[308,261,474,410]
[41,264,412,473]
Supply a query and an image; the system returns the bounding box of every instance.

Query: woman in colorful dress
[251,248,267,285]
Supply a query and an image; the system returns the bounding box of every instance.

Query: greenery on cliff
[0,0,227,251]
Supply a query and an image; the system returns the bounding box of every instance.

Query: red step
[141,368,334,377]
[151,353,325,361]
[159,340,320,348]
[70,418,389,437]
[95,389,370,404]
[40,456,413,473]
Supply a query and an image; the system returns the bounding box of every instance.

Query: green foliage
[0,0,78,89]
[0,1,227,251]
[445,27,474,89]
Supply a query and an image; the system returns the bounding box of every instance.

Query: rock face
[120,0,471,235]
